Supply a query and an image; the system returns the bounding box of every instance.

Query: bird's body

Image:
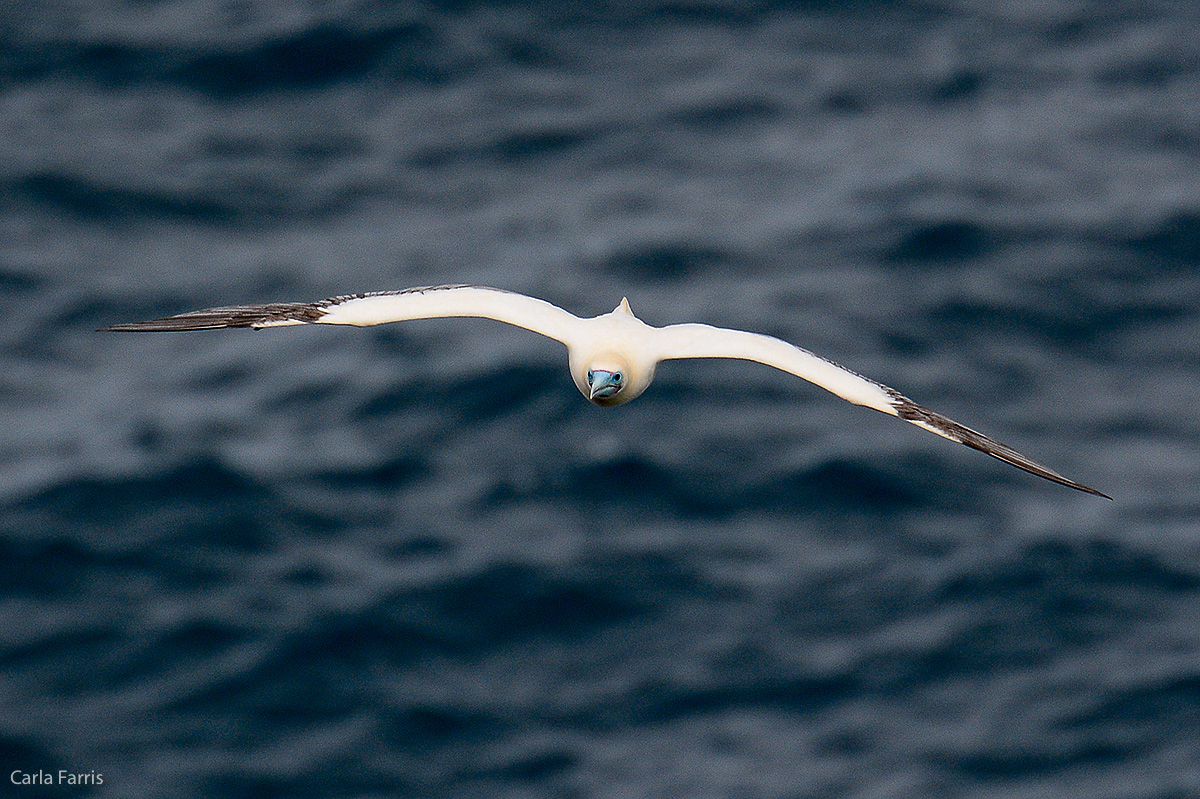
[104,284,1109,498]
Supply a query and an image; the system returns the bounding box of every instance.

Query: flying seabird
[104,284,1109,498]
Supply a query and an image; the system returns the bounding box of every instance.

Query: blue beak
[588,370,621,399]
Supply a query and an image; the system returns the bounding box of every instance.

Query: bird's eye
[587,370,594,384]
[612,372,622,384]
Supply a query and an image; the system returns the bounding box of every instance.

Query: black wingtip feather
[887,390,1111,499]
[98,287,484,332]
[100,302,328,332]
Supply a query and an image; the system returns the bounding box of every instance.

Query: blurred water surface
[2,1,1199,797]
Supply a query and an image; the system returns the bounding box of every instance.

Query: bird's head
[578,352,641,407]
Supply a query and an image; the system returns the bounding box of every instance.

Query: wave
[0,20,444,96]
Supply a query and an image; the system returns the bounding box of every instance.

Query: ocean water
[2,1,1199,797]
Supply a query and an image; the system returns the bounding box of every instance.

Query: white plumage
[105,284,1109,498]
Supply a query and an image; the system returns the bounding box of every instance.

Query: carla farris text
[11,770,103,786]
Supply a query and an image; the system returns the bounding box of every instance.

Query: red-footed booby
[104,284,1109,498]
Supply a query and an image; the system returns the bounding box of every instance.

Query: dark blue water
[2,2,1199,796]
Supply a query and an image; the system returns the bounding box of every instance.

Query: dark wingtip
[99,301,328,332]
[887,390,1111,500]
[98,322,190,332]
[1034,473,1111,499]
[99,318,242,332]
[1077,484,1113,501]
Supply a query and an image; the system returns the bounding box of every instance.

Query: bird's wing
[651,322,1109,498]
[102,284,585,347]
